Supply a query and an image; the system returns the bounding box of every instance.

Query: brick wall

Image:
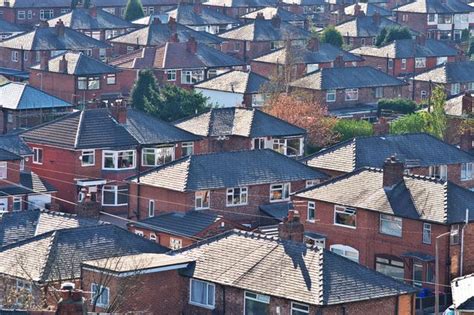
[395,12,428,34]
[450,222,474,278]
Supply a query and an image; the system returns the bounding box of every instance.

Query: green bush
[333,119,373,141]
[378,98,417,115]
[390,112,430,134]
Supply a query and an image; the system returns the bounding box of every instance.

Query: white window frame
[415,57,426,69]
[33,147,43,164]
[106,74,116,85]
[141,147,174,167]
[166,70,176,81]
[91,283,110,308]
[413,263,423,287]
[102,150,136,170]
[291,302,309,314]
[307,201,315,222]
[195,190,210,209]
[344,88,358,101]
[11,50,18,62]
[401,58,407,70]
[305,180,319,188]
[189,279,215,309]
[375,87,383,98]
[423,223,431,244]
[12,197,22,212]
[461,162,473,181]
[181,142,194,156]
[148,200,155,217]
[17,10,26,20]
[269,183,290,202]
[450,224,460,245]
[150,233,157,241]
[326,89,336,102]
[0,161,7,179]
[181,69,205,84]
[429,164,447,181]
[226,187,248,206]
[81,149,95,167]
[102,185,128,206]
[451,83,461,95]
[330,244,359,262]
[244,291,270,312]
[135,229,144,236]
[379,214,403,237]
[334,205,356,229]
[170,237,182,250]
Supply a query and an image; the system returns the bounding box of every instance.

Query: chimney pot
[55,19,65,37]
[256,12,265,20]
[461,92,472,115]
[383,155,404,189]
[333,54,345,68]
[169,32,179,42]
[271,14,281,28]
[278,209,304,242]
[152,16,162,24]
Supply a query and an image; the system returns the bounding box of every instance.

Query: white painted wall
[196,89,245,107]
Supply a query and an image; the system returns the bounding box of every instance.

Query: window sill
[102,167,135,171]
[270,198,290,203]
[81,164,95,167]
[333,223,356,229]
[225,203,248,207]
[189,301,215,310]
[195,207,210,211]
[102,203,128,207]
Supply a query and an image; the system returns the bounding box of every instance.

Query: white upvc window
[189,279,215,309]
[272,137,303,157]
[415,57,426,68]
[401,58,407,70]
[181,142,194,156]
[135,229,144,236]
[166,70,176,81]
[291,302,309,314]
[379,214,402,237]
[81,150,95,167]
[468,82,474,91]
[423,223,431,244]
[437,57,447,65]
[106,74,116,85]
[344,88,358,101]
[11,50,18,62]
[226,187,248,206]
[0,162,6,179]
[253,137,266,150]
[195,190,210,209]
[451,83,461,95]
[102,185,128,206]
[461,162,473,181]
[305,180,319,188]
[245,291,270,313]
[181,69,205,84]
[33,147,43,164]
[142,147,174,167]
[307,63,319,73]
[330,244,359,262]
[270,183,290,202]
[102,150,136,170]
[326,89,336,102]
[170,237,182,249]
[307,201,315,222]
[375,87,383,98]
[40,9,54,20]
[148,200,155,217]
[450,224,460,245]
[149,233,157,241]
[19,159,24,171]
[17,10,26,20]
[334,205,356,228]
[429,164,447,181]
[91,283,109,308]
[13,197,22,212]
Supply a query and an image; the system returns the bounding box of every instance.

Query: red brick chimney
[354,3,364,17]
[39,51,49,71]
[307,37,320,51]
[89,5,97,17]
[193,3,202,14]
[256,12,265,20]
[271,15,281,28]
[373,117,390,135]
[186,36,197,54]
[415,34,426,46]
[168,16,177,32]
[110,99,128,124]
[56,283,87,315]
[58,54,68,73]
[55,19,66,37]
[152,16,162,24]
[372,12,381,24]
[383,156,404,189]
[74,187,100,218]
[333,54,345,67]
[278,210,304,242]
[461,92,473,115]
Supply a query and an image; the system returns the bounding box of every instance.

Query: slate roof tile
[0,82,72,110]
[413,61,474,84]
[194,70,269,94]
[394,0,474,13]
[350,39,458,58]
[167,4,240,25]
[48,7,135,30]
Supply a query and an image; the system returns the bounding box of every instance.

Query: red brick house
[279,0,331,27]
[29,51,136,106]
[202,0,278,19]
[393,0,474,41]
[174,107,307,156]
[302,133,474,189]
[293,157,474,297]
[109,18,222,57]
[0,18,24,40]
[20,106,201,214]
[412,61,474,102]
[128,149,327,225]
[219,14,312,61]
[350,37,460,78]
[289,62,408,116]
[82,228,418,314]
[0,20,110,71]
[241,6,307,28]
[110,37,244,89]
[251,37,362,79]
[444,93,474,151]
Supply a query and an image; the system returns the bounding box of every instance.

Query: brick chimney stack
[186,36,197,54]
[354,3,364,17]
[271,15,281,28]
[56,283,87,315]
[383,156,404,189]
[55,19,66,37]
[373,117,390,135]
[169,32,179,42]
[333,54,345,67]
[110,99,128,124]
[256,12,265,20]
[168,16,177,31]
[74,188,100,219]
[152,16,162,24]
[58,54,68,73]
[372,12,381,24]
[278,210,304,242]
[39,51,49,71]
[307,37,320,51]
[193,3,202,14]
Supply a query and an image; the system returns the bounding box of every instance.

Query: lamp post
[435,231,454,315]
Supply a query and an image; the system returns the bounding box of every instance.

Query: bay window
[103,150,135,170]
[190,279,215,309]
[270,183,290,202]
[142,146,174,166]
[334,205,356,228]
[226,187,248,206]
[344,88,358,101]
[461,162,473,180]
[195,190,210,209]
[379,214,402,237]
[102,185,128,206]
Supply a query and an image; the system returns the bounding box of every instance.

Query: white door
[27,194,51,210]
[0,198,8,213]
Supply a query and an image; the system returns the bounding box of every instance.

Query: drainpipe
[460,208,469,276]
[134,144,142,220]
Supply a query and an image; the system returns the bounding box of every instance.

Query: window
[469,82,474,91]
[421,90,428,100]
[91,284,109,308]
[291,302,309,315]
[374,87,383,98]
[334,205,356,228]
[81,150,95,167]
[102,185,128,206]
[0,162,6,179]
[270,41,283,50]
[461,163,473,180]
[19,159,24,171]
[253,138,265,150]
[27,10,32,19]
[23,51,28,61]
[17,10,25,20]
[190,279,215,309]
[305,180,319,188]
[415,57,426,68]
[413,263,423,286]
[307,201,315,222]
[307,63,319,73]
[127,46,134,53]
[166,70,176,81]
[326,89,336,102]
[13,197,21,212]
[402,14,408,22]
[429,165,447,180]
[150,233,157,241]
[234,42,241,51]
[428,14,435,22]
[450,224,460,245]
[226,187,248,206]
[148,200,155,217]
[33,148,43,164]
[16,280,32,306]
[181,70,204,84]
[344,88,358,101]
[170,237,182,250]
[451,83,460,95]
[142,147,174,166]
[182,142,194,156]
[272,138,303,156]
[388,59,394,69]
[380,214,402,237]
[40,9,54,20]
[135,229,144,236]
[437,57,447,65]
[195,190,210,209]
[376,256,404,280]
[401,58,407,70]
[423,223,431,244]
[330,244,359,262]
[103,150,136,170]
[106,74,116,85]
[438,14,452,24]
[77,76,100,90]
[270,183,290,202]
[11,51,18,62]
[245,291,270,315]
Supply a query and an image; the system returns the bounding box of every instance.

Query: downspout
[135,144,142,220]
[460,208,469,276]
[222,284,226,314]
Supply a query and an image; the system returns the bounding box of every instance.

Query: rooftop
[241,6,306,21]
[48,7,135,30]
[394,0,474,13]
[166,3,240,26]
[0,82,72,110]
[335,15,408,37]
[413,61,474,84]
[194,70,269,94]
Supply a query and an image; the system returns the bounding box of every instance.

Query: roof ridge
[74,110,84,149]
[38,230,58,282]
